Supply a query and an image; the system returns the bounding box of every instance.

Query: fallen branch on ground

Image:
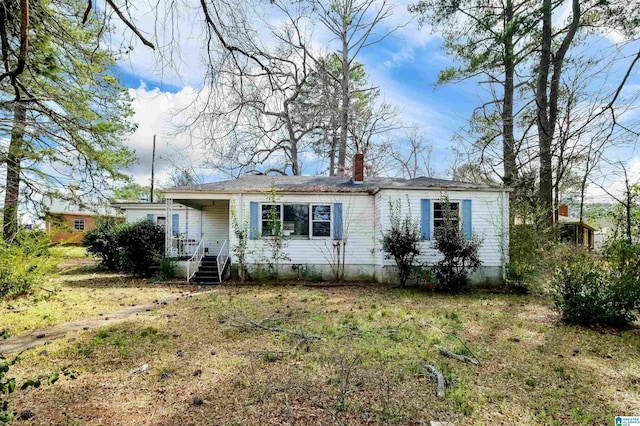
[437,345,479,365]
[421,320,482,366]
[226,314,321,355]
[425,364,445,398]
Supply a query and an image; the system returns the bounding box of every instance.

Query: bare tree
[591,161,640,244]
[314,0,398,176]
[390,128,435,179]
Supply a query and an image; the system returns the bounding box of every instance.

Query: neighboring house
[44,198,120,244]
[558,204,596,250]
[114,155,510,284]
[45,211,99,244]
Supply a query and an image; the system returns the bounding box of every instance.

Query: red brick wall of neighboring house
[47,213,98,244]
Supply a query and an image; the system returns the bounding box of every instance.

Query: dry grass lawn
[5,276,640,425]
[1,247,193,337]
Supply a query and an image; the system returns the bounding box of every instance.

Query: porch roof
[164,175,505,196]
[558,215,597,231]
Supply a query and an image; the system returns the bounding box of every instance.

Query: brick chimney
[558,204,569,217]
[352,153,364,184]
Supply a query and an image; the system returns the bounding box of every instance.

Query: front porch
[163,197,231,283]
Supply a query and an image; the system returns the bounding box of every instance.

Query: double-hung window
[261,204,282,237]
[433,201,460,231]
[261,203,332,238]
[311,205,331,237]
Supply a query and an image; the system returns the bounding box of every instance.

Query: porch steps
[193,256,222,285]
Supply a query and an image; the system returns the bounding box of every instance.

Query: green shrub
[116,220,165,277]
[0,230,53,299]
[552,248,640,329]
[381,199,421,287]
[83,219,120,270]
[508,221,557,291]
[154,257,177,281]
[1,355,19,424]
[432,202,481,293]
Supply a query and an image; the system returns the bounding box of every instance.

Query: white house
[113,157,509,285]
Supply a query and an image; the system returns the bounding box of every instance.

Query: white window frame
[310,204,332,239]
[432,200,461,232]
[260,203,283,237]
[73,218,85,231]
[259,203,332,239]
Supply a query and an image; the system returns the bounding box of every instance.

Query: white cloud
[123,84,207,187]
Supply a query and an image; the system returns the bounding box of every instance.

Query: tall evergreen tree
[0,0,136,240]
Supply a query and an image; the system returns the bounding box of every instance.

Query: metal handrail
[216,239,229,283]
[186,239,205,282]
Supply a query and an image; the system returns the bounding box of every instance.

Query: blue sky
[115,0,640,201]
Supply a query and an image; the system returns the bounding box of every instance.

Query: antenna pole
[150,134,156,203]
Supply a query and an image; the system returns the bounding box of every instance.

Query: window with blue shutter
[333,203,343,240]
[249,202,259,240]
[420,199,431,240]
[146,213,156,223]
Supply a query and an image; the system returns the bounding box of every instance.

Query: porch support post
[165,198,173,256]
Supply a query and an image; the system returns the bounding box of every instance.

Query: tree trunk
[502,0,517,227]
[3,103,26,241]
[329,130,337,176]
[337,20,350,177]
[536,0,553,227]
[536,0,580,228]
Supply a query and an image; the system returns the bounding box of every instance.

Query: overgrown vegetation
[0,230,54,299]
[116,220,165,277]
[5,283,638,425]
[552,242,640,329]
[507,207,557,291]
[433,200,481,293]
[1,355,19,424]
[230,201,249,283]
[83,219,165,277]
[258,188,290,282]
[83,218,121,270]
[381,198,421,287]
[154,257,177,281]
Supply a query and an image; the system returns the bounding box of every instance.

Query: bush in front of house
[551,245,640,329]
[0,229,53,298]
[432,202,481,293]
[116,220,165,277]
[83,219,120,270]
[154,257,177,281]
[381,199,422,287]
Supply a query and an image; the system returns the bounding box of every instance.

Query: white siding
[120,204,200,237]
[125,206,166,222]
[229,193,376,266]
[376,189,509,268]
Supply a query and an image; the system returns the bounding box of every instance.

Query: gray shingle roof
[165,175,504,194]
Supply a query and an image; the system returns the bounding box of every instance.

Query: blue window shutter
[333,203,343,240]
[462,199,472,239]
[147,213,156,222]
[420,199,431,240]
[172,214,179,237]
[249,202,259,240]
